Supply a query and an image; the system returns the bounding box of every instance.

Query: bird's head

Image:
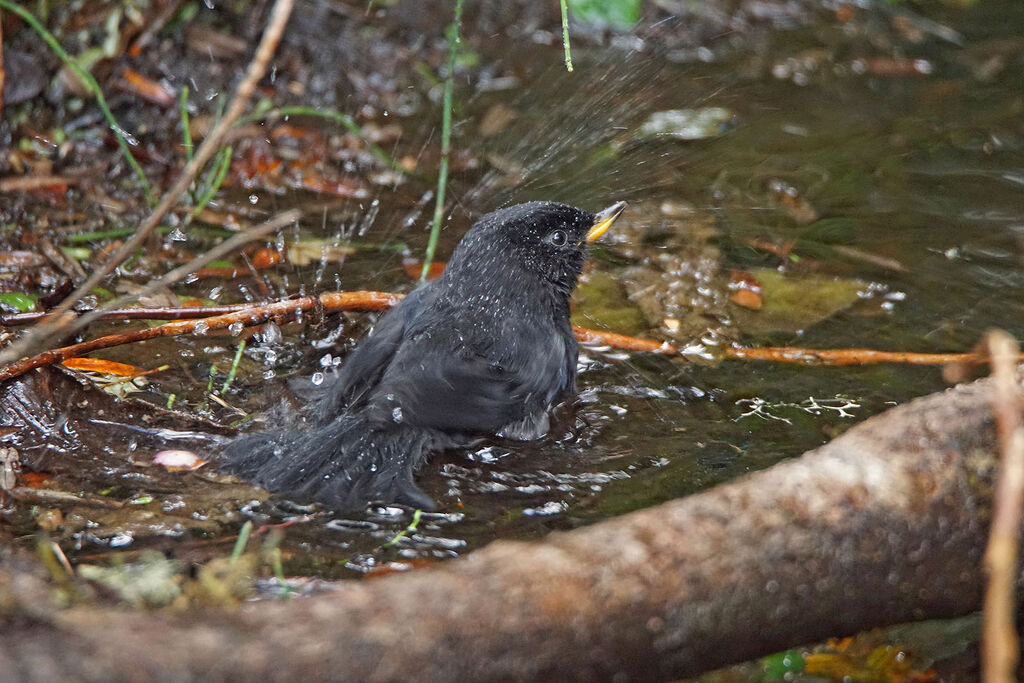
[444,201,626,297]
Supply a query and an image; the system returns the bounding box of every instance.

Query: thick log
[0,375,1013,682]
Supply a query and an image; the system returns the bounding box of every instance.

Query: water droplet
[262,322,282,344]
[249,194,259,204]
[392,406,403,422]
[262,369,276,380]
[110,124,139,146]
[193,321,209,335]
[167,227,186,241]
[228,321,244,336]
[311,372,324,386]
[109,532,135,547]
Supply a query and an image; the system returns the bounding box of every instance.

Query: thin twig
[724,345,990,366]
[0,0,296,367]
[1,304,280,326]
[0,13,5,114]
[0,290,401,382]
[0,175,81,192]
[420,0,464,283]
[5,290,1022,383]
[10,487,124,509]
[981,329,1024,683]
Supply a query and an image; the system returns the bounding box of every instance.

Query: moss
[571,271,648,335]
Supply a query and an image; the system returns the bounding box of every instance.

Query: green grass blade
[420,0,465,283]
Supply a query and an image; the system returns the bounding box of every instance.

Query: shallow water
[3,1,1022,591]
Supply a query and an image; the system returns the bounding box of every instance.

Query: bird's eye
[546,229,568,247]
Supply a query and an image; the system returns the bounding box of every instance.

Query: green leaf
[61,246,92,261]
[761,649,805,679]
[567,0,641,29]
[0,292,37,312]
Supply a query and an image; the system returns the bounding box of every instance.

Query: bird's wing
[379,317,574,439]
[312,285,434,423]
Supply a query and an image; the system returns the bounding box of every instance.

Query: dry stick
[2,304,270,326]
[0,175,80,192]
[8,487,124,509]
[981,330,1024,683]
[0,12,5,115]
[0,0,296,367]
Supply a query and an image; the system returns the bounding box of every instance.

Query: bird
[220,200,626,511]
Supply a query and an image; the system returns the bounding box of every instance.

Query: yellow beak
[585,201,627,243]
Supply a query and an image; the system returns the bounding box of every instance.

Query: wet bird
[221,200,626,510]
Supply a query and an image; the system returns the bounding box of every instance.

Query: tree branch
[0,371,1018,681]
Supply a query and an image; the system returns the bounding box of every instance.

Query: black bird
[221,200,626,510]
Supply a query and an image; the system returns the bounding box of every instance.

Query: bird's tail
[220,414,446,511]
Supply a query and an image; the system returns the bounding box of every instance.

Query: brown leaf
[730,288,763,310]
[121,68,175,108]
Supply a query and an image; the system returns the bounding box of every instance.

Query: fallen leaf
[153,450,209,472]
[18,472,52,488]
[637,107,737,141]
[730,288,763,310]
[287,240,357,267]
[0,293,38,312]
[62,358,146,376]
[121,68,175,108]
[729,269,764,310]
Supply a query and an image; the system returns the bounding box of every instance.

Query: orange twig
[0,291,401,382]
[2,304,266,326]
[571,326,675,354]
[5,292,1017,383]
[723,345,985,366]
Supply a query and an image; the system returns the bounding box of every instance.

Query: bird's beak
[585,201,627,243]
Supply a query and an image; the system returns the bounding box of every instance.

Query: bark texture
[0,375,1014,682]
